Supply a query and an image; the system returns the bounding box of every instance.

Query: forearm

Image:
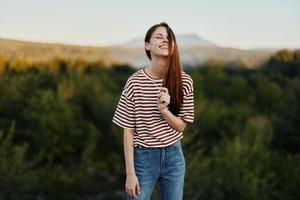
[123,128,136,176]
[161,109,187,132]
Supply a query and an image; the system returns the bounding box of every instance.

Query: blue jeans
[127,140,185,200]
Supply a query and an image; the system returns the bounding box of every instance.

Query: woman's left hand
[158,87,170,113]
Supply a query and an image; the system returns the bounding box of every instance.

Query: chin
[158,51,169,57]
[158,54,169,58]
[152,50,169,57]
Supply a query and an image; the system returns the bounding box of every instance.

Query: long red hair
[144,22,183,115]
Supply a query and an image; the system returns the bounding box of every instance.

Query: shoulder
[123,69,145,94]
[182,71,193,94]
[124,69,144,86]
[182,71,193,85]
[126,69,144,84]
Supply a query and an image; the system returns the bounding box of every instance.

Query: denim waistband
[135,139,181,149]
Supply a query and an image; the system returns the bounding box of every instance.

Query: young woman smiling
[113,22,194,200]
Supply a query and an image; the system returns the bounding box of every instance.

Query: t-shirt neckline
[142,68,163,81]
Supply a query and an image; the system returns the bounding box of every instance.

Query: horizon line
[1,35,299,51]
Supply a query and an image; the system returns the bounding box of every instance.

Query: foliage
[0,50,299,199]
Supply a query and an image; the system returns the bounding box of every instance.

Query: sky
[0,0,299,49]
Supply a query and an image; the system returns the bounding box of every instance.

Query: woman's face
[145,26,172,58]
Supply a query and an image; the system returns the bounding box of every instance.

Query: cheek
[151,45,161,52]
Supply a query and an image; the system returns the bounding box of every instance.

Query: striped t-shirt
[112,68,194,148]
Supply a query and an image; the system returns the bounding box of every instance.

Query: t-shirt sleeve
[177,79,194,123]
[112,80,135,129]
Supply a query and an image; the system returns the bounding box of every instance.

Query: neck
[148,57,167,79]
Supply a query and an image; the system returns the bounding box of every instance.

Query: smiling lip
[159,45,168,49]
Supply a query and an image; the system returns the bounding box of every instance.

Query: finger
[126,187,134,197]
[131,187,138,198]
[130,189,136,198]
[161,93,170,99]
[158,96,165,104]
[160,87,169,94]
[126,189,131,197]
[136,183,141,196]
[133,189,138,198]
[159,93,168,99]
[126,188,131,196]
[159,92,171,102]
[160,95,170,103]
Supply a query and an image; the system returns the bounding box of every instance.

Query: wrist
[126,171,136,176]
[160,107,169,114]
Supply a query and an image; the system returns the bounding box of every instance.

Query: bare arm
[123,128,140,198]
[158,87,187,132]
[123,128,135,176]
[160,109,187,132]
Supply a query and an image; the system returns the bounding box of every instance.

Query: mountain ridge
[111,34,219,48]
[0,37,278,68]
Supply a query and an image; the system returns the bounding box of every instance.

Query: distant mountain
[112,34,218,48]
[0,37,278,68]
[0,37,115,63]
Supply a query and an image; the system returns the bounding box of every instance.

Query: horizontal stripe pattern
[112,69,194,148]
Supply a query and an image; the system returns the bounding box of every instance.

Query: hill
[0,37,277,68]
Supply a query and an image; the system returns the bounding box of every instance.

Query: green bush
[0,50,299,199]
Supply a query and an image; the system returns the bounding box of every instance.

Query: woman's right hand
[125,174,140,198]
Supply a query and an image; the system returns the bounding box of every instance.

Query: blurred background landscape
[0,0,300,199]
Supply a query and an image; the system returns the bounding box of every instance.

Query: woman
[112,22,194,200]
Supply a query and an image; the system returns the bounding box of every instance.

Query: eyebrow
[154,33,168,37]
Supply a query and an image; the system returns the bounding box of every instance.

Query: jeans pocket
[171,140,181,149]
[134,147,148,155]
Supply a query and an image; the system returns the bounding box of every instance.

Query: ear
[145,42,151,50]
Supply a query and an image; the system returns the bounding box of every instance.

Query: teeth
[160,45,168,49]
